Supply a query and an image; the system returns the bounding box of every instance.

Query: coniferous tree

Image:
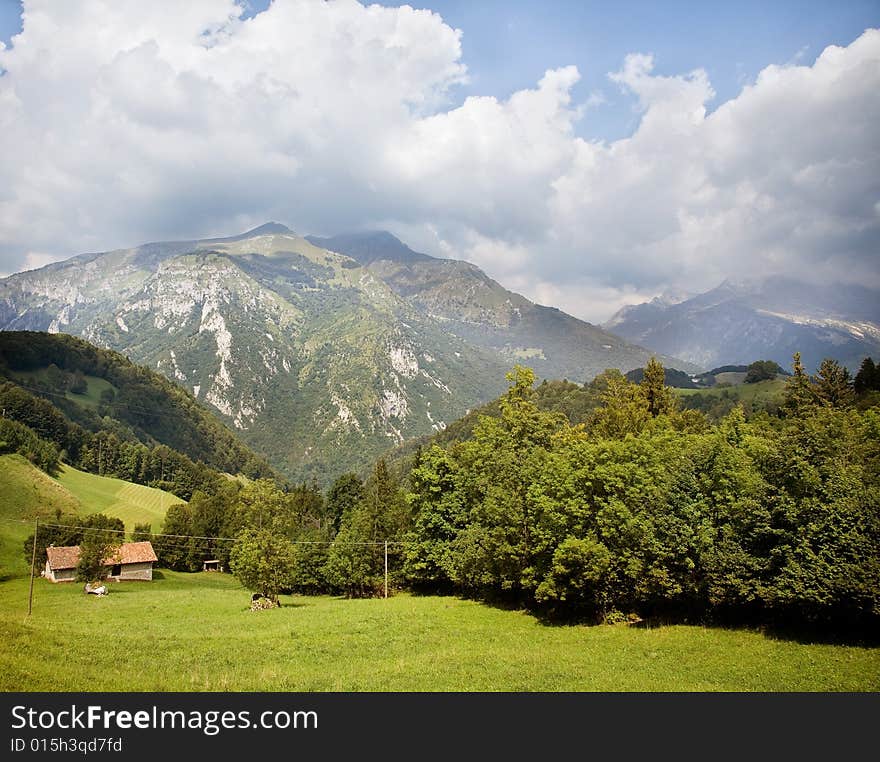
[815,358,854,408]
[325,473,365,533]
[854,357,879,394]
[641,357,676,417]
[782,351,817,415]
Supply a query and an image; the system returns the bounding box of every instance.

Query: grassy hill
[0,574,876,691]
[55,463,183,532]
[0,453,182,580]
[0,454,81,578]
[11,367,115,410]
[674,379,786,421]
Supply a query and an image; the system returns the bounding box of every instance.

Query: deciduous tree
[229,528,296,606]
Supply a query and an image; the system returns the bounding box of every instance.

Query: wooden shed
[44,541,158,583]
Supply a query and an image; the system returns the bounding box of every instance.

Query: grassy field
[11,368,116,410]
[55,463,183,532]
[0,454,82,578]
[0,572,877,691]
[0,454,181,578]
[713,371,748,385]
[675,378,786,400]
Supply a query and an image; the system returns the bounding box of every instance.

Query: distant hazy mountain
[0,224,685,482]
[604,277,880,372]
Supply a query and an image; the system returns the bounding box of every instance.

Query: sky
[0,0,878,322]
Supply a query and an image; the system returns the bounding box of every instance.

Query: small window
[111,564,122,576]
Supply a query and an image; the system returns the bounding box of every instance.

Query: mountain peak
[242,222,294,237]
[306,231,434,266]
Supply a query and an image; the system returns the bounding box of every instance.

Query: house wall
[48,568,77,583]
[114,562,153,581]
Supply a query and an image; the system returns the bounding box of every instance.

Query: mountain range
[604,277,880,372]
[0,224,675,483]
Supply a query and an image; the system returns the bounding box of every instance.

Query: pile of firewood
[249,595,278,611]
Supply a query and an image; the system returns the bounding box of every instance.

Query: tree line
[398,355,879,629]
[138,461,408,604]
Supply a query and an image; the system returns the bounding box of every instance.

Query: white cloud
[0,1,877,324]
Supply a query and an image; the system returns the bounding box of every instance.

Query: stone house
[44,541,158,582]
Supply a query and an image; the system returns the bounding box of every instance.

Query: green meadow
[0,453,878,692]
[1,573,878,692]
[55,463,183,532]
[674,378,786,400]
[11,368,116,410]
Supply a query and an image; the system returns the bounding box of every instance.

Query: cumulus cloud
[0,0,878,323]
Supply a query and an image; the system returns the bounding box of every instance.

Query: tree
[641,358,676,417]
[815,358,853,408]
[325,473,365,533]
[76,529,120,585]
[229,528,296,606]
[324,459,408,597]
[782,352,816,415]
[535,536,611,608]
[131,522,153,543]
[23,512,82,572]
[288,480,326,531]
[323,514,381,597]
[403,446,466,589]
[289,525,333,594]
[589,371,650,438]
[447,366,566,598]
[854,357,879,394]
[744,360,781,384]
[155,503,200,571]
[68,370,88,395]
[232,479,293,535]
[45,363,67,392]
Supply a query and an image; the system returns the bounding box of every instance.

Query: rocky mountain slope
[1,224,679,482]
[604,277,880,372]
[309,231,691,382]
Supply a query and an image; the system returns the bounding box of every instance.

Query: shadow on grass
[752,621,880,648]
[280,599,311,609]
[448,592,880,646]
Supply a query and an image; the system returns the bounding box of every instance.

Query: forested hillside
[0,331,277,499]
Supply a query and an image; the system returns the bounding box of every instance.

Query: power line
[3,518,414,546]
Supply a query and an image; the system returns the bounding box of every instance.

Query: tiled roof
[45,545,80,571]
[113,541,158,565]
[45,541,157,570]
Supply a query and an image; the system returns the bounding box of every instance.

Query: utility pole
[384,540,388,599]
[27,518,38,616]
